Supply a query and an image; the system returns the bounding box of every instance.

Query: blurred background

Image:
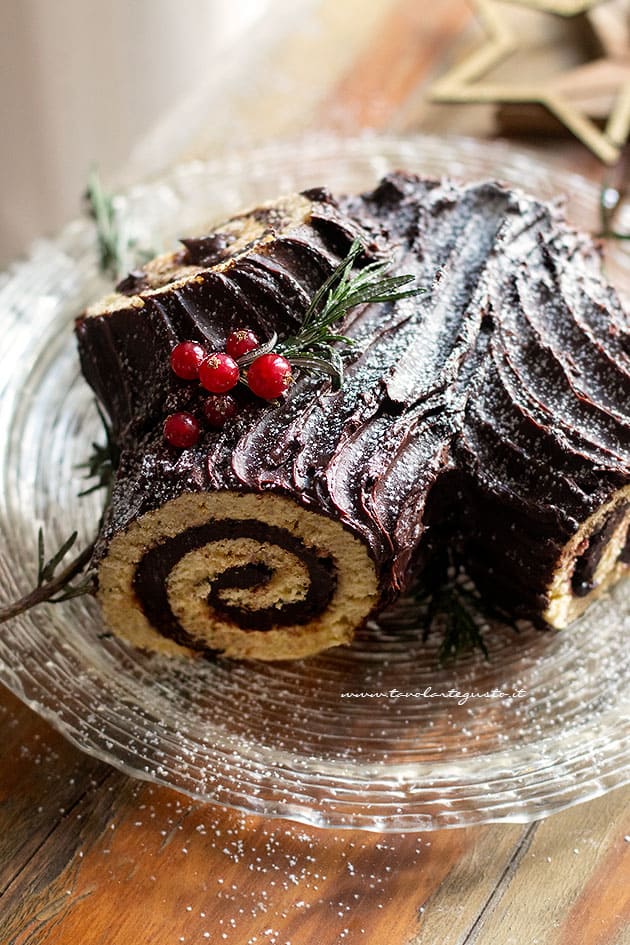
[0,0,273,264]
[1,0,628,265]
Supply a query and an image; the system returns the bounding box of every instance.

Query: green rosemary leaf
[50,573,97,603]
[0,532,96,625]
[77,481,106,498]
[278,239,424,385]
[37,527,45,586]
[328,347,345,386]
[2,401,114,624]
[319,333,356,345]
[289,353,345,388]
[85,169,155,281]
[417,561,492,665]
[321,274,418,323]
[86,168,121,279]
[38,531,78,586]
[436,588,490,665]
[77,402,120,499]
[300,238,364,331]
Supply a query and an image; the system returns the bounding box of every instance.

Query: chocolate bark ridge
[179,233,236,267]
[75,189,378,445]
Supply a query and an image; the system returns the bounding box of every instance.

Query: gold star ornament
[431,0,630,164]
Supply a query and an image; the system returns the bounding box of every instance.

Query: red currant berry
[226,329,260,360]
[170,341,207,380]
[246,353,293,400]
[163,412,200,448]
[202,394,239,428]
[198,352,240,393]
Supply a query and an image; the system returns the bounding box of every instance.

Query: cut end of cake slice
[97,491,380,661]
[544,485,630,629]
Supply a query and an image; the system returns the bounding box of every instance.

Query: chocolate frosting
[179,233,236,267]
[76,174,630,628]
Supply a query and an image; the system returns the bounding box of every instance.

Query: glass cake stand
[0,134,628,831]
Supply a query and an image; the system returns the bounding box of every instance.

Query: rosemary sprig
[36,530,96,601]
[417,560,491,665]
[85,168,124,279]
[0,530,95,625]
[277,238,424,388]
[425,583,490,665]
[77,403,120,500]
[0,403,119,624]
[85,168,154,280]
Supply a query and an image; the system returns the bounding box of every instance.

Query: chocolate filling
[132,519,337,653]
[571,503,629,597]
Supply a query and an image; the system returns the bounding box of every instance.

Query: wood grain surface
[1,686,629,945]
[2,1,630,943]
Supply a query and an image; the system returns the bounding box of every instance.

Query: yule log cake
[75,173,630,660]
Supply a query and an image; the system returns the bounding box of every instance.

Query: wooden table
[2,2,629,942]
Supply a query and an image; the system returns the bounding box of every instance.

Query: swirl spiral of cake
[75,174,630,660]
